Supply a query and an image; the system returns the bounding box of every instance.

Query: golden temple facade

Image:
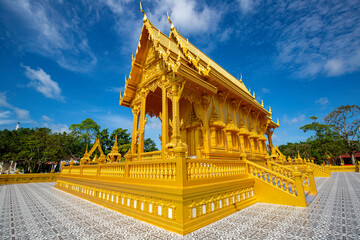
[120,13,278,163]
[56,9,321,236]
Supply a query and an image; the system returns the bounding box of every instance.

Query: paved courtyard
[1,172,360,239]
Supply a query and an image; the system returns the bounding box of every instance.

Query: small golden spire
[239,73,242,82]
[125,75,128,85]
[85,144,88,154]
[269,106,272,114]
[253,91,255,98]
[167,11,174,30]
[140,0,147,22]
[277,118,279,125]
[261,100,264,107]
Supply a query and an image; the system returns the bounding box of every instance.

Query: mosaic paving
[1,172,360,239]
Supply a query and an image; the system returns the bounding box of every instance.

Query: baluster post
[292,168,307,207]
[306,168,317,195]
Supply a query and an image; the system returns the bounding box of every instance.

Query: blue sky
[0,0,359,148]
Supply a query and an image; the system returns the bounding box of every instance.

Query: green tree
[69,118,100,145]
[324,105,360,164]
[98,129,112,154]
[110,128,131,157]
[300,116,344,164]
[144,138,158,152]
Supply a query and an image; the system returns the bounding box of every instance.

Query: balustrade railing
[247,161,297,196]
[186,159,246,180]
[306,162,331,177]
[100,163,125,177]
[269,161,293,178]
[128,160,176,180]
[330,165,357,172]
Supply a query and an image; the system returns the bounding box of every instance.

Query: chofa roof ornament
[167,11,174,30]
[140,0,147,22]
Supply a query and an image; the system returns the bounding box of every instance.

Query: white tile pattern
[0,172,359,239]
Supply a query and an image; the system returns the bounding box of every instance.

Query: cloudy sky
[0,0,359,148]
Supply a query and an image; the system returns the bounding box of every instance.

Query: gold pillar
[226,132,233,152]
[138,89,147,159]
[131,105,140,154]
[170,83,182,146]
[161,85,169,158]
[210,127,216,149]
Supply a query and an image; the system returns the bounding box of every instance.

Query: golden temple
[56,7,324,235]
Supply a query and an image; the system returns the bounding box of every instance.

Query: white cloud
[0,111,11,119]
[237,0,259,14]
[315,97,329,105]
[98,114,133,131]
[2,0,97,72]
[0,92,31,121]
[147,117,161,130]
[146,0,223,36]
[261,88,270,94]
[13,107,30,120]
[275,0,360,77]
[0,93,12,108]
[42,115,53,122]
[23,65,64,101]
[283,114,306,125]
[106,86,124,93]
[44,123,69,133]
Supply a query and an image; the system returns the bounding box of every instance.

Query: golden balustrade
[0,173,58,185]
[247,161,297,196]
[306,162,331,177]
[186,159,247,181]
[128,160,176,180]
[330,165,358,172]
[100,163,126,177]
[269,161,293,178]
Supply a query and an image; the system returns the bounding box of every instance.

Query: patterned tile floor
[1,172,360,239]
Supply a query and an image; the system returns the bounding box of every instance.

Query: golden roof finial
[261,100,264,107]
[269,106,272,114]
[277,118,279,125]
[140,0,147,22]
[239,73,242,82]
[85,144,88,154]
[167,11,174,30]
[253,91,255,98]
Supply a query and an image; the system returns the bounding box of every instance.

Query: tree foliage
[279,106,360,165]
[0,118,159,172]
[69,118,100,146]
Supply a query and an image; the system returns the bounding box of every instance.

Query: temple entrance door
[186,127,198,156]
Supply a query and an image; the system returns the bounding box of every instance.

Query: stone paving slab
[1,172,360,239]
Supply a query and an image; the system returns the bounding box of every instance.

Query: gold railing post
[326,165,331,176]
[174,147,187,187]
[292,169,306,206]
[306,168,317,195]
[97,164,101,177]
[266,155,272,171]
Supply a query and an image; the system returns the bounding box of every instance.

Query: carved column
[202,96,211,155]
[131,105,140,155]
[138,89,148,159]
[170,82,183,146]
[161,83,169,158]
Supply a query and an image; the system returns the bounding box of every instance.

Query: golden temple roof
[120,13,277,127]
